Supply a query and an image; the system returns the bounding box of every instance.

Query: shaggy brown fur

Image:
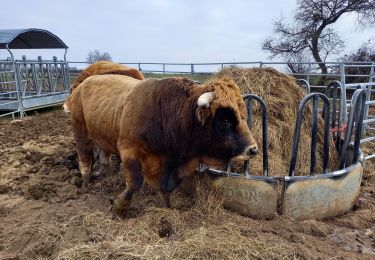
[67,75,257,216]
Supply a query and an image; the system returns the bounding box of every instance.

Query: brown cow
[67,75,258,216]
[64,61,145,175]
[69,61,144,94]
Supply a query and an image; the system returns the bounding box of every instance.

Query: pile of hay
[211,66,339,176]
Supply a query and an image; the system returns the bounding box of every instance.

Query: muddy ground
[0,109,374,259]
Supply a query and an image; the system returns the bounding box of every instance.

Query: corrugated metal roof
[0,28,68,49]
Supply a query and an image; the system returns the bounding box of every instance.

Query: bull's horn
[197,92,215,108]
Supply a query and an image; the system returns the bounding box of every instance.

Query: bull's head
[195,78,258,162]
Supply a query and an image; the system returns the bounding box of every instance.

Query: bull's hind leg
[97,149,111,176]
[72,119,94,188]
[112,149,143,216]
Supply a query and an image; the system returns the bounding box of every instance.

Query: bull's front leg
[112,150,143,217]
[159,159,198,208]
[159,160,179,208]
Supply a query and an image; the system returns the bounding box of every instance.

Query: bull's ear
[196,107,211,126]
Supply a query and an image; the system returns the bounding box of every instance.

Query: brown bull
[67,75,257,216]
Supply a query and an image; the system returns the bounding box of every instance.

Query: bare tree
[86,50,112,64]
[263,0,375,75]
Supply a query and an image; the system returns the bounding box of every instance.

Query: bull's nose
[247,145,258,157]
[249,147,258,156]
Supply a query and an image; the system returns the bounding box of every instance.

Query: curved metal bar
[339,89,367,169]
[242,94,269,176]
[289,93,331,176]
[326,80,345,153]
[296,79,311,94]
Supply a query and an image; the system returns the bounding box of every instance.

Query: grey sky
[1,0,373,63]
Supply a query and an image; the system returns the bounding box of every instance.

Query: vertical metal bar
[38,56,44,94]
[6,44,24,117]
[31,63,37,96]
[47,63,53,92]
[307,63,311,84]
[310,96,318,174]
[261,98,269,176]
[247,99,253,128]
[340,64,348,125]
[191,64,195,74]
[59,62,65,93]
[363,84,371,134]
[64,49,71,91]
[326,81,341,151]
[243,160,249,176]
[352,98,365,164]
[339,89,366,168]
[163,64,165,74]
[322,99,331,173]
[289,101,305,176]
[243,94,269,176]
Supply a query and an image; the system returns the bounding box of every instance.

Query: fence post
[163,63,165,74]
[339,63,348,124]
[339,63,345,85]
[191,64,195,74]
[307,63,311,84]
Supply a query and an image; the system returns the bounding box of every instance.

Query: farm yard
[1,0,375,258]
[0,68,374,258]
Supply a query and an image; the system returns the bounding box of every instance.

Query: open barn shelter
[0,28,70,117]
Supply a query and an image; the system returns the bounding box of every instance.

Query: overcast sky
[1,0,374,64]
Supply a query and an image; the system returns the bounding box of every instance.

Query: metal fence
[1,59,373,159]
[0,56,70,118]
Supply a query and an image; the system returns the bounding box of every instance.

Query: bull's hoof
[112,198,130,217]
[80,185,89,193]
[81,175,90,189]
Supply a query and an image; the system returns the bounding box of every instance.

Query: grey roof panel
[0,28,68,49]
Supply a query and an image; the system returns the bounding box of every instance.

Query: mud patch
[27,182,57,201]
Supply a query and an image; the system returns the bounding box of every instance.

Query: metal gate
[0,28,70,118]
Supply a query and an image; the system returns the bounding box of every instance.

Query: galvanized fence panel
[0,56,70,118]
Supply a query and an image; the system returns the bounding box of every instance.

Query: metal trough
[205,150,363,220]
[202,89,366,220]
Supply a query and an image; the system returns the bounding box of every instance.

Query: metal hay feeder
[202,89,366,220]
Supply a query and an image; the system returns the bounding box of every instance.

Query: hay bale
[209,66,339,176]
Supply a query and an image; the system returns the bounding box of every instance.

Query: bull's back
[70,75,140,153]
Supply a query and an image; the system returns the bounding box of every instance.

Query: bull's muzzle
[232,144,258,161]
